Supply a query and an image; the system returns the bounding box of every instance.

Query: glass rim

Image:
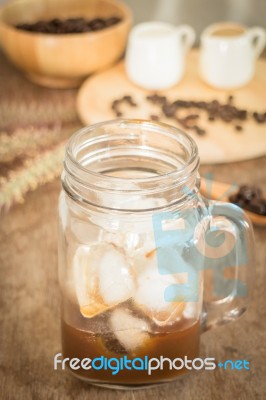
[65,119,199,191]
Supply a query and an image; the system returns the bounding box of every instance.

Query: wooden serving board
[77,50,266,164]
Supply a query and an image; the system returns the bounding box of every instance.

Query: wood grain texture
[0,49,82,210]
[77,50,266,164]
[0,158,266,400]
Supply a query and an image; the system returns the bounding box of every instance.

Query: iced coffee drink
[59,120,253,388]
[61,239,201,386]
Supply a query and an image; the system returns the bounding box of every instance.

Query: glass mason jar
[58,119,255,389]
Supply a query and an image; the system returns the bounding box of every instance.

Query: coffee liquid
[61,316,200,386]
[211,27,245,37]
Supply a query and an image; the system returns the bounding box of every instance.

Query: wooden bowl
[0,0,132,88]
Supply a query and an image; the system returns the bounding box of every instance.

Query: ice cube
[73,244,106,318]
[98,230,125,249]
[110,308,150,352]
[93,196,166,261]
[97,190,166,212]
[134,250,186,326]
[99,246,135,305]
[100,229,156,262]
[73,243,135,318]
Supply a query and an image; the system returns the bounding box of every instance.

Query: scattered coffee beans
[146,94,167,105]
[111,95,137,117]
[229,185,266,215]
[110,93,266,136]
[253,112,266,124]
[16,16,122,34]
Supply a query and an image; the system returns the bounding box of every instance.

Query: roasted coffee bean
[229,193,240,203]
[16,16,122,34]
[246,199,266,215]
[221,115,233,123]
[231,198,246,208]
[111,95,138,117]
[162,103,177,118]
[238,185,255,200]
[90,18,105,31]
[146,94,167,104]
[229,193,246,207]
[196,128,206,136]
[239,110,247,120]
[50,18,61,27]
[184,114,199,121]
[210,100,220,108]
[112,100,120,106]
[111,92,266,137]
[230,193,248,206]
[239,185,263,200]
[228,95,234,104]
[230,185,266,215]
[179,114,199,128]
[172,100,183,107]
[189,101,199,108]
[123,95,137,106]
[150,115,160,121]
[253,112,266,123]
[178,100,193,108]
[192,126,206,136]
[253,112,258,118]
[196,101,208,109]
[105,16,121,27]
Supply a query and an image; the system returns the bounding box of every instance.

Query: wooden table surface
[0,157,266,400]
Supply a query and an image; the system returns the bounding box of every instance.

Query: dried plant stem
[0,141,66,213]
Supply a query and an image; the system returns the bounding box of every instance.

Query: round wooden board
[77,50,266,164]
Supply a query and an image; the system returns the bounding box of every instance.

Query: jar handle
[200,201,255,332]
